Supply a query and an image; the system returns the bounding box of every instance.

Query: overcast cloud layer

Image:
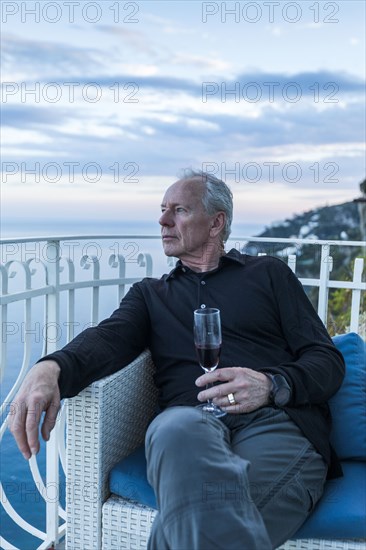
[1,1,365,231]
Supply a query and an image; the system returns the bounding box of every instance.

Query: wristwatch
[267,374,291,407]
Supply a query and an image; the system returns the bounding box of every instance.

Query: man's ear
[210,212,226,237]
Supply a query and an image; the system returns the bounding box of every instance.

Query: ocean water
[1,220,265,548]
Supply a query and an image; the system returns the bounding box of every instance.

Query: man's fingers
[8,401,32,460]
[196,367,240,386]
[41,399,61,441]
[8,360,61,459]
[9,397,61,459]
[197,384,235,402]
[25,399,45,455]
[197,367,271,413]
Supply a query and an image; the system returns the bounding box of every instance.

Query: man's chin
[162,243,175,257]
[162,240,180,255]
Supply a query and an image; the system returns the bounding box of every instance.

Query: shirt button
[201,280,206,285]
[200,304,206,308]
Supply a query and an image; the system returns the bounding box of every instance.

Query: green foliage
[327,254,366,337]
[327,288,352,336]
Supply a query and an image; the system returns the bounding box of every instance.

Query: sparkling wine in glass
[194,308,226,418]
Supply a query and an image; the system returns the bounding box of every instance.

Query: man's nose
[159,210,174,226]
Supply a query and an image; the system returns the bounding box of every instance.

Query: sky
[1,0,365,236]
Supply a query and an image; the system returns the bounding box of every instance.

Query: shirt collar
[165,248,245,280]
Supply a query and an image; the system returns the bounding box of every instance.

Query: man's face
[159,177,215,262]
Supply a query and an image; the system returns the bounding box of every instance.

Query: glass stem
[206,382,213,405]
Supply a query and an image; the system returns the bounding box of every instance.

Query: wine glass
[194,308,226,418]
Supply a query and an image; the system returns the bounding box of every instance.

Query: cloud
[142,13,197,36]
[213,68,360,95]
[170,53,231,72]
[2,88,364,182]
[2,53,364,189]
[1,34,104,78]
[349,37,360,46]
[117,98,364,147]
[2,30,364,100]
[96,26,159,56]
[2,105,72,127]
[14,69,364,102]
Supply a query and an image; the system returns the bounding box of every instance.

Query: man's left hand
[196,367,272,413]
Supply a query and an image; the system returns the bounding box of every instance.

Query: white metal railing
[0,235,365,549]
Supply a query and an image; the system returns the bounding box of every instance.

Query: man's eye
[176,207,185,213]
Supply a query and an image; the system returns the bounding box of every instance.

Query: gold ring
[227,393,236,405]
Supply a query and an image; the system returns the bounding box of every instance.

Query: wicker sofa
[66,335,366,550]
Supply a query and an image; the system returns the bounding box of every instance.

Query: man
[9,170,345,549]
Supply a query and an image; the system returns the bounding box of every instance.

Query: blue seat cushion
[330,333,366,460]
[109,445,157,509]
[294,461,366,539]
[110,456,366,539]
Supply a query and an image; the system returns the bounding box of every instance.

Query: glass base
[196,402,227,418]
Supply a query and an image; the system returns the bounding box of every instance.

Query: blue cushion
[295,461,366,539]
[330,333,366,460]
[110,456,366,539]
[109,445,157,509]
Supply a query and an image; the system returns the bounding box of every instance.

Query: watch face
[275,387,291,406]
[273,375,291,406]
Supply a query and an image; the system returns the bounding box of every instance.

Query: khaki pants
[145,406,327,550]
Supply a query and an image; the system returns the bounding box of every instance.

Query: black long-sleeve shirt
[42,249,345,476]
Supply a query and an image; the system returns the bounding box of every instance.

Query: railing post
[0,266,8,380]
[287,254,297,273]
[45,239,61,545]
[318,243,333,324]
[350,257,364,333]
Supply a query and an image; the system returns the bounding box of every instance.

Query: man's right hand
[8,360,61,460]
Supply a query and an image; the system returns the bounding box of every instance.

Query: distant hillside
[256,200,361,242]
[252,178,366,250]
[244,200,363,277]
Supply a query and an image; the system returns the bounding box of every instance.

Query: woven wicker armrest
[66,349,158,550]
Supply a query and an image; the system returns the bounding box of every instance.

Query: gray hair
[179,168,233,242]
